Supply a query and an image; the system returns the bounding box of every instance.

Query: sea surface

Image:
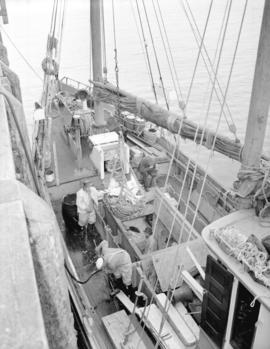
[3,0,269,186]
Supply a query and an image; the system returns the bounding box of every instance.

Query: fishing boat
[2,0,270,348]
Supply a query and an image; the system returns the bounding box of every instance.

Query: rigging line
[49,0,57,37]
[183,0,238,138]
[158,0,215,251]
[155,0,184,101]
[101,0,107,81]
[181,2,235,136]
[184,0,214,109]
[56,0,67,70]
[134,0,158,103]
[141,0,169,110]
[51,0,59,42]
[0,25,43,81]
[186,0,249,243]
[151,0,183,108]
[177,0,234,248]
[141,105,188,337]
[201,0,230,112]
[162,1,231,248]
[150,4,236,320]
[184,0,234,125]
[159,0,233,286]
[111,0,120,117]
[130,0,156,102]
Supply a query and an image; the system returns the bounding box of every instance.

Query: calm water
[3,0,269,182]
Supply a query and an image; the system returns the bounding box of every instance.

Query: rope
[151,0,183,109]
[182,0,239,141]
[184,0,214,108]
[141,2,233,339]
[56,0,67,70]
[111,0,121,118]
[135,0,217,334]
[156,0,184,102]
[179,0,247,253]
[101,0,108,81]
[152,0,214,246]
[0,25,42,81]
[141,0,169,110]
[133,0,158,103]
[176,0,234,250]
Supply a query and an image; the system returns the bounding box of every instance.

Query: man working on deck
[95,240,135,298]
[76,180,99,235]
[138,155,157,190]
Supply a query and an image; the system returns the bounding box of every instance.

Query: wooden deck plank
[156,293,197,346]
[174,302,199,340]
[0,200,48,348]
[116,291,186,349]
[102,310,154,349]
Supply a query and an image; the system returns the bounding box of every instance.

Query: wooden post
[241,0,270,168]
[90,0,105,125]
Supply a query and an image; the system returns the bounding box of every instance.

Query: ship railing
[60,76,91,92]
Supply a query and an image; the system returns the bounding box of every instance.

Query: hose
[64,262,101,285]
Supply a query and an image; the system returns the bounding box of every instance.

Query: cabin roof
[202,209,270,311]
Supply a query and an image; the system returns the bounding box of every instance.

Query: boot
[127,285,146,307]
[114,277,125,292]
[127,285,136,302]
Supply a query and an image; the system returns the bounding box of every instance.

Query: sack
[262,235,270,255]
[247,234,267,253]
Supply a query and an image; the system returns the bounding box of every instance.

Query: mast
[90,0,105,125]
[241,0,270,168]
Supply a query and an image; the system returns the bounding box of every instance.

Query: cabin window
[201,255,234,348]
[230,283,260,349]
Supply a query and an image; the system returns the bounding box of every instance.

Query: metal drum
[124,115,135,131]
[133,117,145,134]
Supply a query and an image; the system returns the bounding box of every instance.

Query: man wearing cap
[95,240,134,296]
[76,180,99,233]
[138,155,157,190]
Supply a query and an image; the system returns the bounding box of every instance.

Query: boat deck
[49,110,98,186]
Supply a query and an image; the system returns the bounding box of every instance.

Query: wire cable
[141,0,169,109]
[134,0,158,103]
[182,0,239,140]
[151,0,183,108]
[0,25,43,81]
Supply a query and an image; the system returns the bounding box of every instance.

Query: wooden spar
[241,0,270,169]
[93,81,243,161]
[90,0,105,125]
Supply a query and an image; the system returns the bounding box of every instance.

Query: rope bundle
[104,194,145,220]
[213,227,270,288]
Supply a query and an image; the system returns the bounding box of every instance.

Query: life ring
[42,57,59,76]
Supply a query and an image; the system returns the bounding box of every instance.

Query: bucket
[134,117,145,134]
[143,128,157,144]
[124,115,135,130]
[45,169,55,183]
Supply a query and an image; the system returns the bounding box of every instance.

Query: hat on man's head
[96,257,104,270]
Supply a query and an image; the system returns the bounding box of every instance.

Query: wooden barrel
[124,115,135,130]
[134,117,145,134]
